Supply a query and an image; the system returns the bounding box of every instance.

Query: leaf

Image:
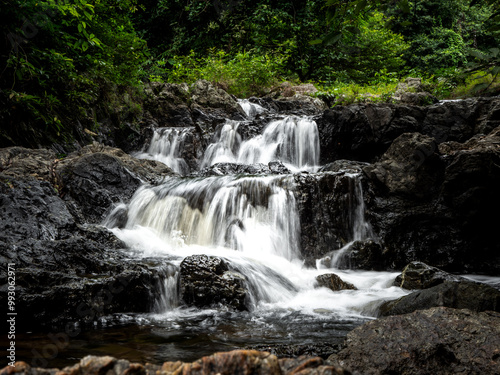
[323,31,342,45]
[309,39,323,45]
[78,23,83,33]
[397,0,410,13]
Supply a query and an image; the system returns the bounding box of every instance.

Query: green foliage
[150,50,282,97]
[0,0,148,147]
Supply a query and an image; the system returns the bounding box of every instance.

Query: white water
[238,99,267,118]
[201,116,320,172]
[135,127,192,175]
[104,109,410,337]
[105,171,407,320]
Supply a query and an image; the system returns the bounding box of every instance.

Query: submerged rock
[379,280,500,316]
[329,307,500,375]
[315,273,357,291]
[179,255,248,311]
[195,161,291,176]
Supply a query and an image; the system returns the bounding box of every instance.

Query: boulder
[1,350,351,375]
[315,273,357,291]
[363,132,444,198]
[179,255,248,311]
[331,240,389,271]
[294,172,371,266]
[379,280,500,316]
[316,97,500,164]
[393,261,464,289]
[0,175,167,330]
[329,307,500,375]
[55,143,173,223]
[190,79,246,120]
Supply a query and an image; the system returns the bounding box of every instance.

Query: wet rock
[379,280,500,316]
[316,97,500,164]
[363,132,444,197]
[0,174,166,330]
[294,172,369,265]
[318,160,369,174]
[315,273,357,291]
[393,261,464,289]
[330,240,388,271]
[279,356,350,375]
[55,143,173,223]
[143,82,193,127]
[329,307,500,375]
[179,255,248,310]
[190,80,246,120]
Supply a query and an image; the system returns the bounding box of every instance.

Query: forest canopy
[1,0,499,146]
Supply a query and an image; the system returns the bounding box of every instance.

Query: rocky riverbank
[1,81,499,373]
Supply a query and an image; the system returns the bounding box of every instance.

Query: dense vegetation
[1,0,499,148]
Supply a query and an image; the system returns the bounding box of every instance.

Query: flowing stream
[90,99,410,363]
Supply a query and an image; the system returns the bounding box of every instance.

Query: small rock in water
[315,273,357,291]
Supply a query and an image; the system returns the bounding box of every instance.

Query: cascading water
[135,127,192,175]
[102,106,409,363]
[201,116,320,172]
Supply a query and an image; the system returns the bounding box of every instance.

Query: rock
[190,80,246,119]
[195,161,291,176]
[316,97,500,164]
[329,307,500,375]
[2,350,352,375]
[331,240,389,271]
[318,160,370,174]
[0,147,57,182]
[179,350,281,375]
[363,132,444,197]
[179,254,248,310]
[0,175,167,330]
[379,280,500,316]
[55,143,173,223]
[294,172,372,266]
[143,82,193,127]
[315,273,357,291]
[394,261,464,289]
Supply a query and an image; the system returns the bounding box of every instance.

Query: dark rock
[394,261,464,289]
[294,172,371,266]
[315,273,357,291]
[328,240,389,271]
[318,160,370,173]
[329,307,500,375]
[143,82,193,127]
[279,356,350,375]
[0,147,57,182]
[316,97,500,164]
[363,126,500,274]
[400,91,439,106]
[55,143,173,223]
[179,255,248,311]
[0,175,167,330]
[379,280,500,316]
[363,132,444,198]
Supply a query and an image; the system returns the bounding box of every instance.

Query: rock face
[329,307,500,375]
[379,280,500,316]
[393,261,464,289]
[316,97,500,164]
[55,143,173,223]
[1,350,350,375]
[315,273,357,291]
[361,125,500,274]
[179,255,248,311]
[0,147,172,329]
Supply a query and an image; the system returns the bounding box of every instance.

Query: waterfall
[105,105,407,329]
[135,127,192,175]
[238,99,266,118]
[201,116,320,172]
